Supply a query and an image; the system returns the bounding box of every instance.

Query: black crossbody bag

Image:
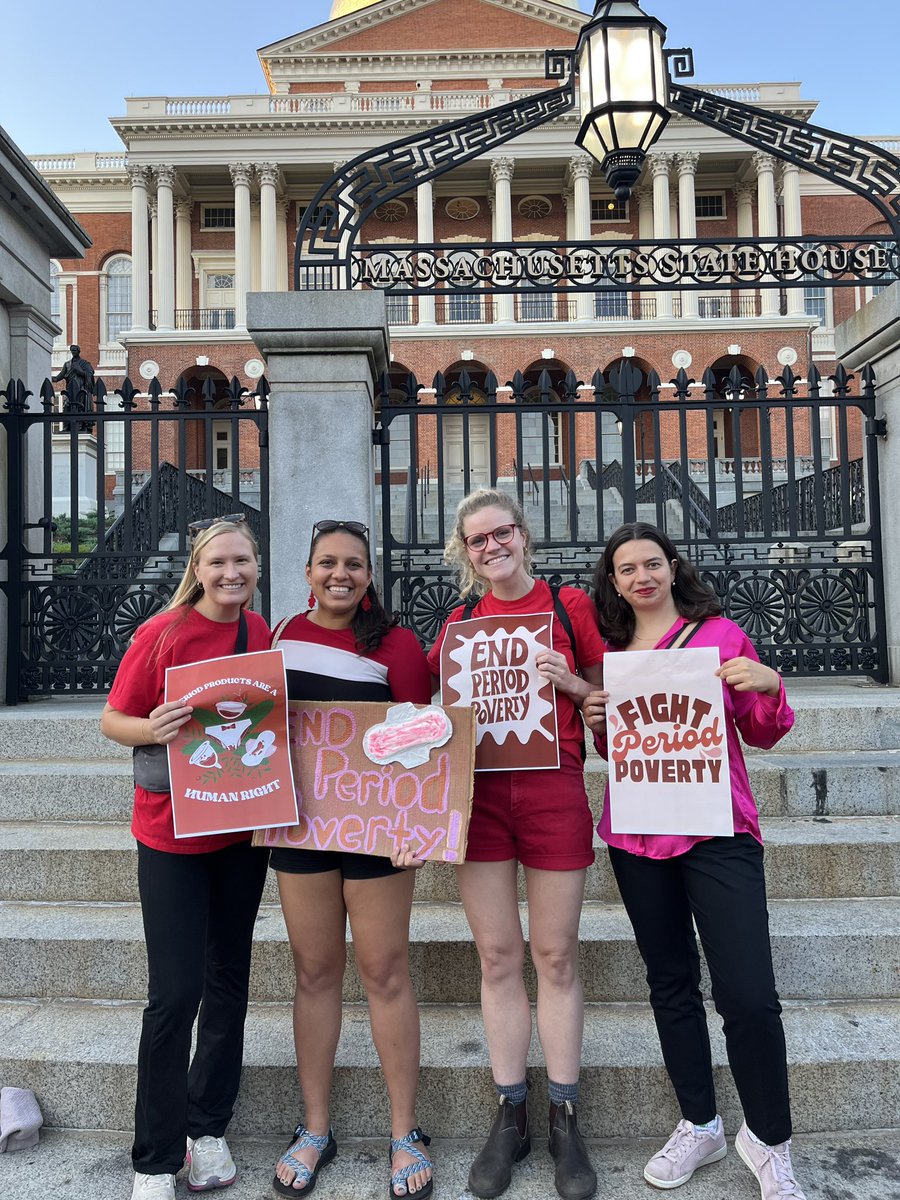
[132,610,249,793]
[660,618,706,650]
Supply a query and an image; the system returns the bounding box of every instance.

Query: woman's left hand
[390,841,427,870]
[716,656,781,697]
[536,649,586,700]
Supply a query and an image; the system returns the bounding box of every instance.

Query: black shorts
[269,846,402,880]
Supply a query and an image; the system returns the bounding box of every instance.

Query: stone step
[0,997,897,1139]
[2,1127,898,1200]
[1,816,898,903]
[2,896,897,1006]
[5,748,900,823]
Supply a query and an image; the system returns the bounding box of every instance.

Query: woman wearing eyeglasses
[100,516,271,1200]
[427,489,605,1200]
[269,520,435,1199]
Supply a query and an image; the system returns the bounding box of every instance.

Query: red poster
[164,649,299,838]
[439,613,559,771]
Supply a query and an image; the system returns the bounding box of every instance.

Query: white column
[230,163,253,328]
[635,185,653,320]
[734,182,756,316]
[149,197,158,324]
[258,164,279,292]
[567,154,593,321]
[154,165,176,330]
[128,165,150,330]
[491,157,515,324]
[676,152,699,320]
[276,197,289,292]
[416,180,435,325]
[650,153,673,319]
[250,196,261,293]
[781,162,806,317]
[175,198,193,317]
[755,152,780,317]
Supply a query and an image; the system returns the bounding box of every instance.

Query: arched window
[104,255,132,343]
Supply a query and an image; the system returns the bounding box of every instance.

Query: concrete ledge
[246,291,389,378]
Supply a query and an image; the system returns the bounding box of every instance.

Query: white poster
[604,646,733,836]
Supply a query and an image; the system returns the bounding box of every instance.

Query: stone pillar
[491,157,515,324]
[154,166,176,330]
[650,154,673,319]
[567,154,593,321]
[734,182,756,316]
[230,163,253,328]
[259,164,279,292]
[416,180,435,325]
[277,197,289,292]
[755,152,781,317]
[835,284,900,681]
[676,151,699,320]
[149,198,159,323]
[129,166,150,331]
[246,291,389,622]
[250,197,261,293]
[781,162,806,317]
[175,198,193,318]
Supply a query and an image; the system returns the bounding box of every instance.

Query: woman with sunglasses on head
[427,489,605,1200]
[582,523,805,1200]
[269,519,435,1200]
[99,516,271,1200]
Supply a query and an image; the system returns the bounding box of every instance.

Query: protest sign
[165,648,298,837]
[255,700,475,863]
[440,613,559,771]
[604,646,733,836]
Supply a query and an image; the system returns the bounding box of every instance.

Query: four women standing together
[104,498,806,1200]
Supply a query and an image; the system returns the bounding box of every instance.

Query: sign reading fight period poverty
[440,613,559,771]
[604,646,733,836]
[165,649,298,837]
[255,701,476,863]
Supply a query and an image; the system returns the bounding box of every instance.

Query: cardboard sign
[439,613,559,771]
[604,647,733,836]
[255,700,475,863]
[165,649,298,837]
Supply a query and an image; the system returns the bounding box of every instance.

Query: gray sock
[548,1080,579,1106]
[495,1080,528,1106]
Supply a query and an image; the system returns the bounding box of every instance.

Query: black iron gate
[376,359,887,680]
[1,373,269,703]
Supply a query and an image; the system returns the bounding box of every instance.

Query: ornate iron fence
[1,373,269,703]
[375,359,886,679]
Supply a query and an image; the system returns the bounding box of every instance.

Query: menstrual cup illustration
[215,699,247,719]
[189,740,221,769]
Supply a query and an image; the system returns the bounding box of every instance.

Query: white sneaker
[186,1135,237,1192]
[644,1117,727,1189]
[131,1174,175,1200]
[735,1122,807,1199]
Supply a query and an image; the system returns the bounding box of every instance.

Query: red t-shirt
[428,580,605,767]
[108,605,271,853]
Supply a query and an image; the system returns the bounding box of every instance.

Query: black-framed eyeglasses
[187,513,247,539]
[312,520,370,540]
[463,523,519,552]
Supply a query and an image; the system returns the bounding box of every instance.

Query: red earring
[307,589,315,609]
[361,593,372,612]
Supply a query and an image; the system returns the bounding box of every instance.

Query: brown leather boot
[467,1094,531,1198]
[548,1101,597,1200]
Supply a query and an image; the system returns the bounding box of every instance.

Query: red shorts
[465,760,595,871]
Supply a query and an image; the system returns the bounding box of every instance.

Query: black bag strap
[661,618,705,650]
[461,584,577,657]
[234,610,249,655]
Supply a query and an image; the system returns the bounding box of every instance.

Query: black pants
[609,834,792,1145]
[132,839,269,1175]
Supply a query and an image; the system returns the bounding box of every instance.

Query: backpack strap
[461,585,578,657]
[270,613,296,649]
[661,618,705,650]
[234,610,249,655]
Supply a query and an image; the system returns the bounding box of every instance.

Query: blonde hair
[444,488,533,599]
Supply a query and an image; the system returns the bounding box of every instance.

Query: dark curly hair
[308,524,399,653]
[593,522,720,648]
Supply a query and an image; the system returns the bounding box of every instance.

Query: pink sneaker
[735,1122,807,1199]
[643,1117,727,1189]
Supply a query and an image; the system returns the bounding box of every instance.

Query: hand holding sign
[716,656,781,696]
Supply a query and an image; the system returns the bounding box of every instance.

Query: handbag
[132,610,249,793]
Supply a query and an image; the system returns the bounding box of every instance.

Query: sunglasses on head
[187,513,248,539]
[463,523,519,552]
[312,520,369,539]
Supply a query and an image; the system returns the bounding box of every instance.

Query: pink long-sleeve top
[595,615,794,859]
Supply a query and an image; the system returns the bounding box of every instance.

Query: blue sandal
[389,1127,433,1198]
[273,1124,337,1197]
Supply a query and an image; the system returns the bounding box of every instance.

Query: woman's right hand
[146,700,194,744]
[582,689,609,733]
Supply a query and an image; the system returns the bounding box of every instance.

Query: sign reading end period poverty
[254,701,476,863]
[604,647,733,837]
[165,649,298,838]
[440,613,559,771]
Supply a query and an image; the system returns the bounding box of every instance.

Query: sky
[1,0,897,155]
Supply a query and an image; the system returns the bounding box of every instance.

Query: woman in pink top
[583,523,807,1200]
